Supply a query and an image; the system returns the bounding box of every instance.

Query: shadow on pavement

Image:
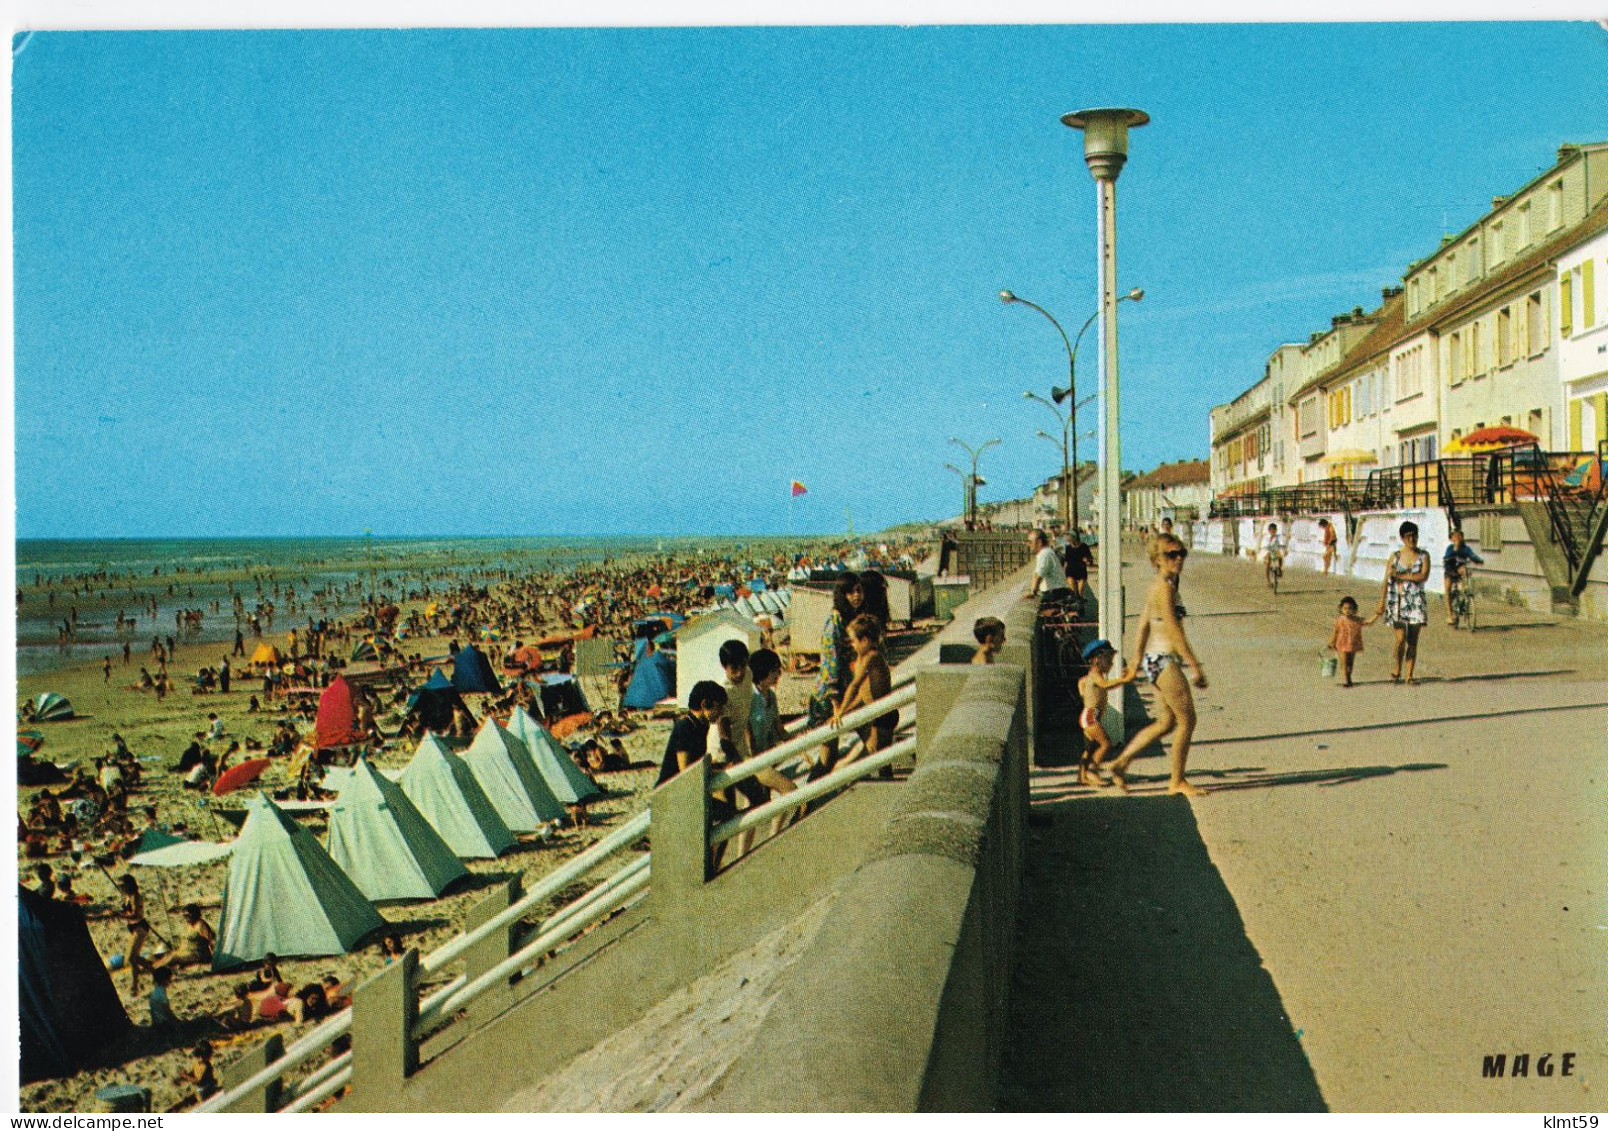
[1028,761,1447,803]
[1193,699,1605,747]
[1410,668,1574,683]
[999,796,1326,1112]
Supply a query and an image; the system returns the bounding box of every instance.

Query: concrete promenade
[1003,545,1608,1112]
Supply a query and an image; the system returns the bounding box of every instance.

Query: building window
[1548,180,1564,231]
[1517,202,1532,248]
[1408,278,1421,318]
[1356,374,1372,416]
[1429,266,1442,304]
[1584,258,1597,330]
[1448,332,1463,384]
[1526,290,1546,356]
[1561,270,1574,337]
[1497,307,1513,367]
[1491,221,1505,263]
[1464,238,1479,284]
[1469,321,1483,375]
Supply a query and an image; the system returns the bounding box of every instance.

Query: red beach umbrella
[1445,426,1538,454]
[213,758,271,796]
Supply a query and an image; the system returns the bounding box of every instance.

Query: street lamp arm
[1002,293,1075,364]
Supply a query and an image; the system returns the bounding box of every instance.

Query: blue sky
[13,24,1608,537]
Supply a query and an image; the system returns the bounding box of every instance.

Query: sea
[14,535,786,679]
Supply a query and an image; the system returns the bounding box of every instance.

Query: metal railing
[198,679,920,1114]
[1207,445,1603,529]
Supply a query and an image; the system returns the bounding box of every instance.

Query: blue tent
[451,644,502,694]
[747,578,768,593]
[405,668,470,733]
[20,886,131,1082]
[623,649,676,709]
[713,584,737,599]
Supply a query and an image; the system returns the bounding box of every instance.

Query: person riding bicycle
[1443,527,1484,625]
[1261,522,1286,588]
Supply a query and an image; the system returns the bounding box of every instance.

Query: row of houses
[962,459,1212,532]
[1211,141,1608,499]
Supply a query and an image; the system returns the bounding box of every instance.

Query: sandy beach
[15,540,848,1114]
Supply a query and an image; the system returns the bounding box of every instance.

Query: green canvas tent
[213,793,385,968]
[461,718,566,833]
[327,758,469,902]
[505,705,602,806]
[397,734,515,859]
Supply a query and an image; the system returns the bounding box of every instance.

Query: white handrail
[281,1064,352,1114]
[709,736,915,846]
[710,683,916,792]
[283,1050,351,1105]
[193,1012,353,1113]
[198,818,648,1113]
[413,867,652,1036]
[418,812,650,976]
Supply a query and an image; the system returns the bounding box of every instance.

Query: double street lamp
[948,436,1000,528]
[1004,289,1143,532]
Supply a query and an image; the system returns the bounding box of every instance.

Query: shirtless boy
[834,614,896,763]
[1076,638,1135,786]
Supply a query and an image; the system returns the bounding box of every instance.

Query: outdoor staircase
[1517,495,1608,614]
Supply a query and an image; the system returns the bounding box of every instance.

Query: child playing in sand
[176,1041,218,1107]
[1327,596,1366,688]
[148,966,178,1030]
[1077,639,1135,786]
[834,614,896,764]
[971,616,1006,664]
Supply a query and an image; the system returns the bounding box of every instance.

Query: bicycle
[1448,567,1476,630]
[1037,597,1096,726]
[1265,551,1284,595]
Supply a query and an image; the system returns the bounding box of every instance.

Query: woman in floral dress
[806,572,862,774]
[1367,520,1431,684]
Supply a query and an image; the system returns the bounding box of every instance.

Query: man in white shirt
[1025,528,1071,602]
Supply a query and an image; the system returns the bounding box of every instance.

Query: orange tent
[249,643,283,667]
[549,713,593,740]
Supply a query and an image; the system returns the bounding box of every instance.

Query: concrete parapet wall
[1351,508,1449,593]
[702,661,1028,1112]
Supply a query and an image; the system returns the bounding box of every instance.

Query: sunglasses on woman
[1163,550,1188,561]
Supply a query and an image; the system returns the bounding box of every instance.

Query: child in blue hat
[1077,639,1134,786]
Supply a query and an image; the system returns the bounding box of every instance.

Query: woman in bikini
[117,873,154,990]
[1108,533,1208,796]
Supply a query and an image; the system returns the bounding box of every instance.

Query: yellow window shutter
[1560,272,1572,337]
[1596,393,1608,446]
[1584,259,1596,329]
[1569,398,1583,449]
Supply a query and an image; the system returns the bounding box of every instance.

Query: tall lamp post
[943,462,971,526]
[1006,288,1142,531]
[1064,106,1147,727]
[949,437,1000,528]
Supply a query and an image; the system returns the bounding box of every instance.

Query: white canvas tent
[505,705,602,806]
[327,758,469,902]
[213,793,384,968]
[397,735,515,859]
[461,718,566,832]
[675,607,764,701]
